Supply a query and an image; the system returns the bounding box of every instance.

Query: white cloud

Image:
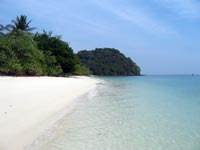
[6,0,113,36]
[90,0,177,36]
[73,17,114,36]
[3,0,177,36]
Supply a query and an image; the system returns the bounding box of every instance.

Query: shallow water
[34,75,200,150]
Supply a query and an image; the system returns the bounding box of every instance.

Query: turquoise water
[34,76,200,150]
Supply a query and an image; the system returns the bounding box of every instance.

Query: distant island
[0,15,140,76]
[78,48,140,76]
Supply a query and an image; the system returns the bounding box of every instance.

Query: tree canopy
[0,15,141,76]
[77,48,140,76]
[0,24,12,35]
[11,15,36,31]
[0,15,90,76]
[34,31,79,74]
[0,30,43,75]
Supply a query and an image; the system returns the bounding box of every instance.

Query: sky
[1,0,200,74]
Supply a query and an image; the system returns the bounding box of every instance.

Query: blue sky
[1,0,200,74]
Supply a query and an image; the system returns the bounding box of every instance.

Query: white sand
[0,76,97,150]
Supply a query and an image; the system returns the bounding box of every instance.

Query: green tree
[42,51,62,76]
[73,64,91,75]
[0,30,44,75]
[0,24,12,35]
[0,24,4,35]
[0,42,22,75]
[11,15,36,31]
[1,16,91,76]
[34,31,78,74]
[77,48,141,76]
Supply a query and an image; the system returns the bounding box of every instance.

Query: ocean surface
[33,75,200,150]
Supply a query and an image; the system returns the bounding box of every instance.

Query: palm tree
[0,24,4,35]
[0,24,3,29]
[11,15,36,31]
[0,24,14,35]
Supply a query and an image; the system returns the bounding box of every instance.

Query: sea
[33,75,200,150]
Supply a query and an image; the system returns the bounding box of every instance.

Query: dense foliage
[34,31,79,74]
[77,48,141,76]
[0,30,44,75]
[0,15,90,76]
[0,15,141,76]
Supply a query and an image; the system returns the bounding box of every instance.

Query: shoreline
[27,91,95,150]
[0,76,98,150]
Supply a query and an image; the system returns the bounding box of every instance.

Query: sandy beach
[0,76,97,150]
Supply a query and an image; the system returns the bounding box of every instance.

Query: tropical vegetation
[0,15,140,76]
[11,15,36,31]
[0,15,90,76]
[77,48,140,76]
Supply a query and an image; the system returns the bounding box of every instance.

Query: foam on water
[33,76,200,150]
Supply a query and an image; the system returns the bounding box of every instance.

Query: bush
[0,43,22,75]
[73,64,91,75]
[34,32,79,74]
[42,51,62,76]
[0,30,44,75]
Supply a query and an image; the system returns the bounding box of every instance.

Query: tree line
[78,48,140,76]
[0,15,140,76]
[0,15,90,76]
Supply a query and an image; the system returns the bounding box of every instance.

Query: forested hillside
[77,48,140,76]
[0,15,141,76]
